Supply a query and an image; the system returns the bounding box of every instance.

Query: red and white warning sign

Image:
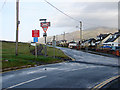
[40,22,50,33]
[32,30,40,37]
[42,26,48,33]
[41,22,50,27]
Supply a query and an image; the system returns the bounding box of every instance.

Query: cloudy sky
[0,0,119,42]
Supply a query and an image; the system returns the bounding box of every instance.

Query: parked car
[111,46,120,51]
[68,41,77,49]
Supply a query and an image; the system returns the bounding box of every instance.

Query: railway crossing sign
[32,30,40,37]
[40,22,50,33]
[42,27,48,33]
[39,19,51,57]
[40,22,50,27]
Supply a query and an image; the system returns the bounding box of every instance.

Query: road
[2,47,120,89]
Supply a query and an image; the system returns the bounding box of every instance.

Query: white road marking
[6,76,47,89]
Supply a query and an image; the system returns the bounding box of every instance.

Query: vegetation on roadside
[42,46,68,58]
[2,41,70,69]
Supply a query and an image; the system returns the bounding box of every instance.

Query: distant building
[95,33,112,45]
[47,42,52,45]
[82,38,96,47]
[56,41,60,46]
[103,32,120,47]
[59,40,68,47]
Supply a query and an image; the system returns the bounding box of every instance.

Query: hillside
[38,27,118,43]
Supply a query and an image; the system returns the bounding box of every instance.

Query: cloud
[2,0,119,42]
[51,2,118,29]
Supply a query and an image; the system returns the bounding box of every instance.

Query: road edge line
[63,51,75,61]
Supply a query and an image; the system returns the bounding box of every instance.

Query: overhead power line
[44,0,106,28]
[0,0,7,12]
[44,0,80,22]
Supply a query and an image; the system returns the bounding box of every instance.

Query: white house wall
[102,34,112,43]
[114,36,120,43]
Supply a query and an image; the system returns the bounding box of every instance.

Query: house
[95,33,112,45]
[82,38,96,47]
[103,32,120,47]
[47,42,52,45]
[81,40,88,47]
[56,41,60,46]
[59,40,68,47]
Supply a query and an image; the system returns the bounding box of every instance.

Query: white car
[68,43,77,48]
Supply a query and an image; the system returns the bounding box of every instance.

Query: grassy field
[42,46,68,58]
[2,41,70,69]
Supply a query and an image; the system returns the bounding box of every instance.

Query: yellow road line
[1,66,34,74]
[1,68,23,74]
[91,75,120,90]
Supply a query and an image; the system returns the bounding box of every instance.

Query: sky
[0,0,119,42]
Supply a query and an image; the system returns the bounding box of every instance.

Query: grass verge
[2,41,70,70]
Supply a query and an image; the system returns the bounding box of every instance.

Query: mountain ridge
[38,27,118,43]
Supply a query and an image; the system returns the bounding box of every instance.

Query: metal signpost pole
[54,45,55,58]
[35,42,37,58]
[44,20,47,57]
[45,33,47,57]
[53,36,55,58]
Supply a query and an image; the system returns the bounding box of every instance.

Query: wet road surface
[2,47,120,89]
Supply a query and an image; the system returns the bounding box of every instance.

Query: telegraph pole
[56,35,58,41]
[80,21,82,44]
[63,32,65,40]
[16,0,20,56]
